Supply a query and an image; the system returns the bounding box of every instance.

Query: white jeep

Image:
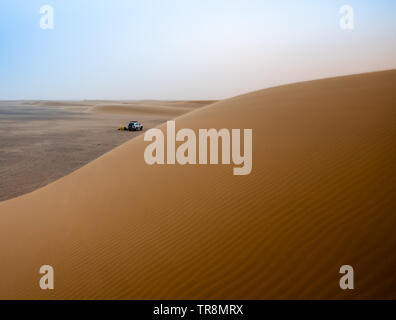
[128,121,143,131]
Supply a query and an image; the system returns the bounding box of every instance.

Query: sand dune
[91,104,192,117]
[0,71,395,299]
[90,100,216,117]
[23,100,95,108]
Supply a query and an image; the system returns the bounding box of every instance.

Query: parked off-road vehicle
[128,121,143,131]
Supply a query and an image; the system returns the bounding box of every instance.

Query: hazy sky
[0,0,395,100]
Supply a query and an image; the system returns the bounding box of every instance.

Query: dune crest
[0,71,395,299]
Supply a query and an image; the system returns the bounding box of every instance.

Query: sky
[0,0,395,100]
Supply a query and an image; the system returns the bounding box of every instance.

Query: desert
[0,70,395,299]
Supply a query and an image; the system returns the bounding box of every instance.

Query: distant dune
[0,71,395,299]
[90,100,217,117]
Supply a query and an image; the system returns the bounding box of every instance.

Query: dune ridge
[0,70,395,299]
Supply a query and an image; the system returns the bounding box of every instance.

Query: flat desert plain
[0,100,212,201]
[0,71,395,299]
